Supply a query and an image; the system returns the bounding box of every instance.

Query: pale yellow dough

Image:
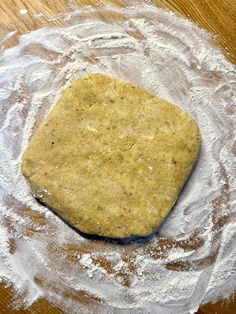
[22,73,201,238]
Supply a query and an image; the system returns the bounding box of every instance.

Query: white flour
[0,2,236,313]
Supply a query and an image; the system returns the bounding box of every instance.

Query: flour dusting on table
[0,1,236,313]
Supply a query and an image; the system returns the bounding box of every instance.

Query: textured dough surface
[22,73,201,238]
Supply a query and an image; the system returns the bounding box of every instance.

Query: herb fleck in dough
[22,73,201,238]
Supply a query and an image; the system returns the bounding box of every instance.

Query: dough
[22,73,201,238]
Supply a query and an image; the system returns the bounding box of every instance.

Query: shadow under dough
[35,196,157,245]
[34,152,201,245]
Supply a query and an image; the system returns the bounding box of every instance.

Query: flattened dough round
[22,73,201,238]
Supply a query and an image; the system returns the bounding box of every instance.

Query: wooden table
[0,1,235,313]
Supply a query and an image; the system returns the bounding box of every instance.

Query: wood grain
[0,1,235,313]
[0,0,236,63]
[154,0,236,64]
[0,282,63,314]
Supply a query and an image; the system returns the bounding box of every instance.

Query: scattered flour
[19,9,28,15]
[0,1,235,313]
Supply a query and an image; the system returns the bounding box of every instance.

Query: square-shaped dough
[22,73,201,238]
